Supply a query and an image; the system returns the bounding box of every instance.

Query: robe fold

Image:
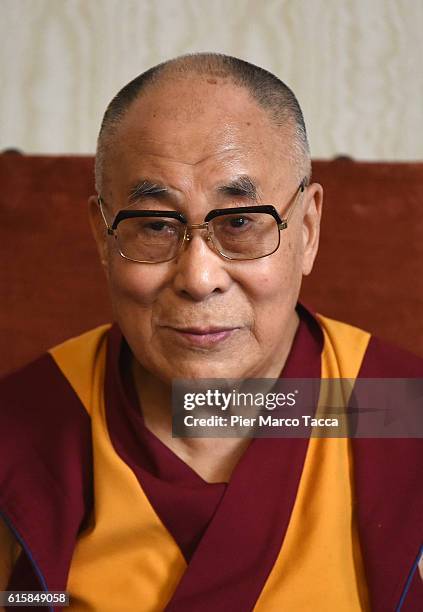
[0,304,422,611]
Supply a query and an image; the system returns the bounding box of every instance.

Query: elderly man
[1,53,422,611]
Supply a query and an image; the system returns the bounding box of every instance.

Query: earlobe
[301,183,323,276]
[88,195,109,270]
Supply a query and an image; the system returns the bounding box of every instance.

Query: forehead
[103,76,294,200]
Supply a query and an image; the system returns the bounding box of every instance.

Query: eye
[138,219,180,236]
[228,216,250,228]
[145,220,173,232]
[216,214,256,234]
[117,217,182,246]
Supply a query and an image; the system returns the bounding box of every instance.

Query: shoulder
[1,324,111,409]
[0,324,112,472]
[314,316,423,605]
[357,335,423,377]
[0,327,112,549]
[314,310,423,377]
[0,327,113,596]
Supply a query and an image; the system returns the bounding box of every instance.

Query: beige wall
[1,0,422,159]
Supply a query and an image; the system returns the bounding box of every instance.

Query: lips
[172,326,235,334]
[163,325,240,347]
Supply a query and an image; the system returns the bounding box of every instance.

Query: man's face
[91,76,322,383]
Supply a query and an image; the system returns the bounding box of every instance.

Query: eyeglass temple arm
[279,178,307,229]
[97,196,114,235]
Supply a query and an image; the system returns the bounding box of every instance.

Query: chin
[156,355,252,383]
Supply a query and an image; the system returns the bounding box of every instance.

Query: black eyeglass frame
[98,177,307,263]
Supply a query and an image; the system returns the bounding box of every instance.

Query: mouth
[163,325,240,348]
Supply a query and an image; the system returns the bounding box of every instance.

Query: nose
[172,231,232,301]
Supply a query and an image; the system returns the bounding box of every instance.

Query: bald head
[95,53,311,193]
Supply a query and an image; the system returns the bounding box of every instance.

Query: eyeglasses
[98,178,307,263]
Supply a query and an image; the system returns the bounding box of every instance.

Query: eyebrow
[217,175,259,202]
[127,175,260,206]
[128,179,169,204]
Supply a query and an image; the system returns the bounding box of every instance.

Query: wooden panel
[301,158,423,357]
[0,153,111,376]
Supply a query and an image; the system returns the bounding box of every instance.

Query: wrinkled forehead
[100,76,298,202]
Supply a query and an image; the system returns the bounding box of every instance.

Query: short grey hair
[95,53,311,193]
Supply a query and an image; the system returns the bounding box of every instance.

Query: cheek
[240,243,303,331]
[107,257,167,309]
[242,244,301,302]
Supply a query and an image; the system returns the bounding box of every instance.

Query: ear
[301,182,323,276]
[88,195,110,272]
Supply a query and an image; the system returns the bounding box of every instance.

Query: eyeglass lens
[115,212,280,262]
